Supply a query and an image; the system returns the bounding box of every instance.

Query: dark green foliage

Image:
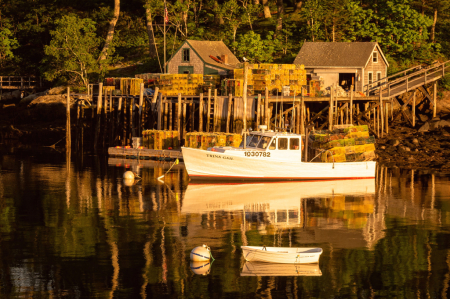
[0,0,449,84]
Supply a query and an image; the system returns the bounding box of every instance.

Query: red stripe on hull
[189,174,375,182]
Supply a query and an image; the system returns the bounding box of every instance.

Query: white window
[373,52,378,63]
[368,72,373,85]
[377,72,382,86]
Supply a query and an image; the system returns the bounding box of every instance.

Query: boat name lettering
[244,151,271,157]
[206,154,234,160]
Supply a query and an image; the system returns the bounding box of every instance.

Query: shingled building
[293,42,389,92]
[167,40,239,75]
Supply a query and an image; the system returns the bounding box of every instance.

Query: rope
[157,158,179,181]
[207,246,215,261]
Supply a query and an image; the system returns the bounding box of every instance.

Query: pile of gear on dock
[227,64,308,96]
[309,125,376,162]
[185,132,242,150]
[135,74,221,96]
[142,130,180,150]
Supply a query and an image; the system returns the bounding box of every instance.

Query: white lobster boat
[241,246,323,264]
[181,130,376,181]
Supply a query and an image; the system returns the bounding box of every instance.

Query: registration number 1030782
[244,151,271,157]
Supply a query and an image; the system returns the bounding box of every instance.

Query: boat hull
[241,246,323,264]
[182,147,376,181]
[241,262,322,276]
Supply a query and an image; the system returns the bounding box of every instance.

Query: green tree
[232,31,278,62]
[43,14,102,89]
[301,0,324,41]
[0,26,19,69]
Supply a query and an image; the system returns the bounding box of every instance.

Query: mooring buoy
[190,244,212,262]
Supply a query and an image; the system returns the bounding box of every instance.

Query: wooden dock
[108,157,185,169]
[108,147,183,160]
[65,61,449,153]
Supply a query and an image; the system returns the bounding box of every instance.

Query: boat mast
[243,62,248,148]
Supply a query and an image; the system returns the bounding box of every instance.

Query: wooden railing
[0,76,41,89]
[363,65,423,94]
[365,60,450,98]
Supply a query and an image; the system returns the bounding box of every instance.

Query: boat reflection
[183,179,375,227]
[241,262,322,277]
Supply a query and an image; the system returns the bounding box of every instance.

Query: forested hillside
[0,0,449,88]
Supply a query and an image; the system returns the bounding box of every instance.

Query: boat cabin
[215,131,305,161]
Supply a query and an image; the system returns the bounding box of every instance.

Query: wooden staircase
[364,60,450,99]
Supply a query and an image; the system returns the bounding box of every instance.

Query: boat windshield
[240,134,260,147]
[248,135,261,147]
[257,136,272,149]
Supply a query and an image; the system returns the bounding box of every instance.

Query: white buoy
[123,178,134,187]
[190,261,211,275]
[123,171,135,179]
[190,244,211,262]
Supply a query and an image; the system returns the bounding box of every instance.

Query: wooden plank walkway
[108,147,183,159]
[368,60,450,99]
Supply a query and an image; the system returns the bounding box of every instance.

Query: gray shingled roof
[187,40,240,70]
[293,42,386,68]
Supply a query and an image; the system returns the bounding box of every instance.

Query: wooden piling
[213,89,218,132]
[380,90,384,136]
[177,94,182,144]
[164,102,168,130]
[433,81,437,118]
[329,89,333,130]
[190,99,194,132]
[66,87,71,153]
[182,100,187,141]
[157,95,162,130]
[385,102,389,134]
[412,91,416,127]
[207,89,211,132]
[116,97,122,145]
[131,96,136,138]
[257,94,261,130]
[226,94,232,133]
[350,88,353,125]
[265,87,269,128]
[109,90,114,145]
[169,102,173,130]
[94,83,103,151]
[199,93,203,132]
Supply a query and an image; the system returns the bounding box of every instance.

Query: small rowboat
[241,262,322,276]
[241,246,323,264]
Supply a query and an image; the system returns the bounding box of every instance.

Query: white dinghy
[241,262,322,276]
[241,246,323,264]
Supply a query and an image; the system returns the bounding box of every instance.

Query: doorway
[338,73,355,91]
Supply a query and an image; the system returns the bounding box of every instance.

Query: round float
[190,245,211,262]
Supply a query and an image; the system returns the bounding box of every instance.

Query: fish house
[293,42,389,92]
[167,40,239,75]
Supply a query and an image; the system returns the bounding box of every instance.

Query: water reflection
[1,152,450,298]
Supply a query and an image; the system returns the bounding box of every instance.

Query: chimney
[221,54,228,64]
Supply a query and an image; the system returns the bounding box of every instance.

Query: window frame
[368,71,373,86]
[278,138,288,150]
[182,48,190,63]
[372,52,378,63]
[289,138,300,150]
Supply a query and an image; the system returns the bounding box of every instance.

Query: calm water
[1,147,450,298]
